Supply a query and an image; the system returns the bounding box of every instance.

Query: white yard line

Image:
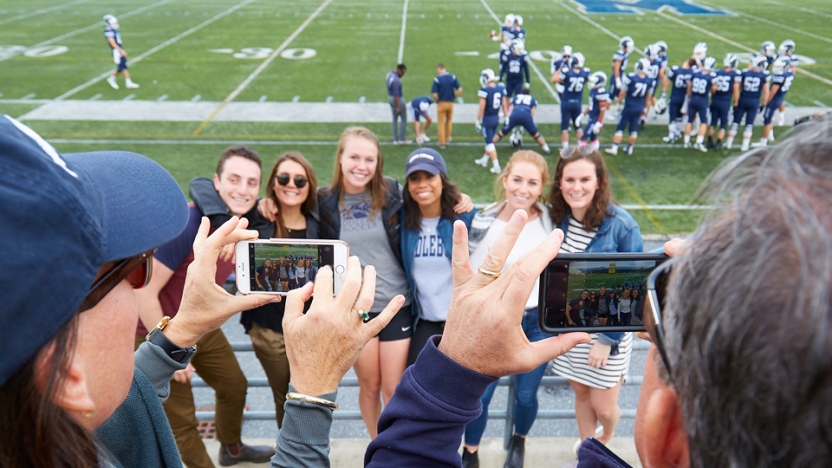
[52,0,258,102]
[191,0,334,135]
[0,0,178,63]
[397,0,409,63]
[553,0,644,55]
[478,0,560,103]
[0,0,92,26]
[698,1,832,45]
[763,0,832,20]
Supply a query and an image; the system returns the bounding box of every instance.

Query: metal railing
[193,340,649,449]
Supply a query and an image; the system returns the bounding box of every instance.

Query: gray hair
[664,118,832,467]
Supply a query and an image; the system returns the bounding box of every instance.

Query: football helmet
[779,39,796,55]
[514,15,523,27]
[693,42,708,61]
[504,14,516,28]
[655,40,668,57]
[480,68,497,86]
[509,130,523,148]
[724,53,739,69]
[561,45,573,58]
[103,14,119,30]
[761,41,775,58]
[620,36,634,54]
[702,56,716,71]
[571,52,585,69]
[645,43,660,60]
[588,71,607,89]
[635,58,651,73]
[750,54,768,70]
[772,56,790,75]
[511,39,525,56]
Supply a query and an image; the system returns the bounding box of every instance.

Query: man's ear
[642,387,690,468]
[213,173,221,192]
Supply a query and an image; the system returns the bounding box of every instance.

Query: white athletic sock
[591,140,600,150]
[683,135,691,144]
[562,141,569,149]
[725,136,734,147]
[695,135,704,145]
[668,123,676,137]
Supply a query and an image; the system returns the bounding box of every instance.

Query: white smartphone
[235,239,349,295]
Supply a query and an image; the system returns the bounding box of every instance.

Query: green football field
[3,0,831,234]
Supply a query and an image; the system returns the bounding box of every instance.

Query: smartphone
[537,253,668,334]
[235,239,349,295]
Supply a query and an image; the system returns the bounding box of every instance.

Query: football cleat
[571,52,585,69]
[489,165,501,174]
[635,58,651,74]
[103,14,119,29]
[683,142,691,149]
[420,134,430,142]
[662,134,676,143]
[715,141,723,151]
[475,156,488,167]
[604,147,618,155]
[107,75,119,89]
[724,53,739,69]
[480,68,497,87]
[588,71,607,89]
[620,36,634,54]
[761,41,776,58]
[125,80,139,89]
[779,39,796,55]
[693,42,708,61]
[695,143,708,153]
[626,145,634,156]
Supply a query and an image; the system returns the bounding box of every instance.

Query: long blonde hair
[328,126,389,217]
[493,150,550,212]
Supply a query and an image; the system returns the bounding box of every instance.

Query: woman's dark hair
[403,172,461,231]
[548,149,615,231]
[0,315,98,467]
[266,152,318,238]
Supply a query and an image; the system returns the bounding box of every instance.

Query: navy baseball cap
[0,115,189,386]
[404,148,447,178]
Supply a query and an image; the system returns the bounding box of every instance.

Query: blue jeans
[464,308,550,445]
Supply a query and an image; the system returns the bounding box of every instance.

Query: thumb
[531,333,591,363]
[284,283,314,324]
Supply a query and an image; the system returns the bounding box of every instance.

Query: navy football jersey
[561,67,591,102]
[503,53,529,82]
[104,27,122,49]
[511,94,537,113]
[611,49,629,79]
[647,59,662,82]
[712,68,741,101]
[667,66,693,102]
[690,71,716,101]
[501,26,516,42]
[500,48,511,67]
[739,68,771,102]
[588,87,610,118]
[478,85,507,116]
[513,27,526,41]
[770,71,794,99]
[621,73,653,109]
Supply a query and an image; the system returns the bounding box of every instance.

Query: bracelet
[286,392,339,411]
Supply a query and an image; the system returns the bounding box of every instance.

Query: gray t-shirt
[411,217,453,322]
[386,70,403,97]
[340,191,411,312]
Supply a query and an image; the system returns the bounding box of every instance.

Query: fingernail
[551,228,564,244]
[511,212,523,225]
[397,295,405,305]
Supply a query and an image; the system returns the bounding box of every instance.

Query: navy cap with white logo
[404,148,447,178]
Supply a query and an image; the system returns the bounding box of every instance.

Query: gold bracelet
[285,392,339,411]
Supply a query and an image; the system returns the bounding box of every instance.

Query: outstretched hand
[283,258,405,397]
[438,209,591,378]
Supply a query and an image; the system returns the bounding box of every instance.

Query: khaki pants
[134,328,247,468]
[437,101,455,145]
[248,323,290,428]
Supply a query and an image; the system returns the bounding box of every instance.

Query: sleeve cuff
[410,336,497,411]
[598,333,622,346]
[280,384,338,445]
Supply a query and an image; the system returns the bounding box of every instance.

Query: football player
[490,13,516,44]
[761,40,776,69]
[706,54,742,150]
[474,69,509,174]
[500,39,530,99]
[550,45,573,96]
[579,71,611,150]
[610,36,635,102]
[103,15,139,89]
[660,58,695,143]
[683,56,718,152]
[410,95,434,145]
[725,54,770,151]
[640,44,663,128]
[754,56,794,147]
[513,15,526,41]
[552,52,590,148]
[773,39,798,126]
[492,86,551,155]
[606,58,654,156]
[692,42,708,70]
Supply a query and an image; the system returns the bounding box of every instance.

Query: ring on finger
[352,306,369,322]
[477,266,501,279]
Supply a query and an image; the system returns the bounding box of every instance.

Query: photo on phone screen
[538,253,667,334]
[248,242,336,293]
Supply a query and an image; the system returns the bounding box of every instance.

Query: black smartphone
[537,253,668,334]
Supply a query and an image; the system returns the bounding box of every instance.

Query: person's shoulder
[607,204,639,230]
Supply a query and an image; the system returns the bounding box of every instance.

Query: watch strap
[148,327,197,363]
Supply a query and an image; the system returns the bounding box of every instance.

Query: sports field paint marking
[797,6,832,20]
[90,94,102,100]
[21,93,35,100]
[478,0,561,104]
[325,96,333,103]
[0,0,178,63]
[455,51,480,56]
[605,159,667,234]
[553,0,645,56]
[698,1,832,45]
[123,94,136,101]
[359,96,366,103]
[398,0,409,64]
[53,0,258,102]
[259,95,267,102]
[191,94,202,102]
[814,100,827,107]
[191,0,334,136]
[654,10,832,88]
[157,94,169,102]
[293,95,300,103]
[0,0,92,26]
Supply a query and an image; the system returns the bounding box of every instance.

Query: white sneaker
[626,145,634,155]
[447,137,453,143]
[107,75,119,90]
[416,135,423,145]
[694,143,708,153]
[474,156,488,167]
[778,113,785,127]
[662,135,676,143]
[401,139,413,145]
[751,140,767,148]
[489,165,501,174]
[125,80,139,89]
[740,143,750,151]
[420,134,430,142]
[683,142,691,149]
[604,147,617,155]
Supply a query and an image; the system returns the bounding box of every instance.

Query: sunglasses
[559,145,595,159]
[276,173,308,189]
[77,249,155,313]
[645,260,674,380]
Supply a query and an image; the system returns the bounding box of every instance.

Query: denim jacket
[557,203,643,351]
[402,209,477,326]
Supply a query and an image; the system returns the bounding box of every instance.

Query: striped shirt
[559,217,596,253]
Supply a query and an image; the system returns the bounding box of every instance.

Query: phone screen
[539,253,667,333]
[248,243,336,293]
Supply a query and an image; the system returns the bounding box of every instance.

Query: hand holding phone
[236,239,349,295]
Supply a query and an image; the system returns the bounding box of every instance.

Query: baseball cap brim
[405,162,444,178]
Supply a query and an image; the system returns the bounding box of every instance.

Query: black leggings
[407,318,445,366]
